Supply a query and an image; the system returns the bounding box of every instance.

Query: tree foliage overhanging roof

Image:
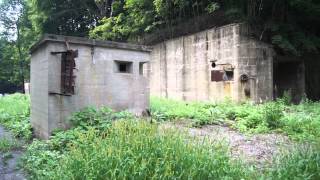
[4,0,320,56]
[0,1,320,87]
[89,0,320,56]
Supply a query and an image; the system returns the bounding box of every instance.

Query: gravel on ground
[161,121,294,169]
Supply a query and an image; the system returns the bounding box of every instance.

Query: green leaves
[0,94,32,140]
[205,2,220,14]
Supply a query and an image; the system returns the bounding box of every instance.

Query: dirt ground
[0,126,25,180]
[161,121,294,169]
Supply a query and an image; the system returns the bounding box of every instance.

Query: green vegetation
[26,121,251,180]
[22,107,133,179]
[0,138,20,152]
[21,106,251,179]
[151,97,320,141]
[0,94,32,140]
[266,144,320,180]
[1,1,320,94]
[0,94,319,179]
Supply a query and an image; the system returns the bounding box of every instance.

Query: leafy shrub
[48,107,135,151]
[22,140,63,179]
[263,101,284,129]
[70,107,112,130]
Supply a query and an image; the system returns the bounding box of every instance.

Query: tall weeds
[45,121,252,180]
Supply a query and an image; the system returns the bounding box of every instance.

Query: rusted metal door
[61,50,77,95]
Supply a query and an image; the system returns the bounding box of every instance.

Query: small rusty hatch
[211,70,224,82]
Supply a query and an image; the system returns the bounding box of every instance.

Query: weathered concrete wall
[149,23,274,103]
[237,26,274,102]
[30,44,49,138]
[31,35,151,139]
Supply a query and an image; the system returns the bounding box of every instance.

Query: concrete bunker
[148,23,274,103]
[30,34,151,139]
[148,23,308,103]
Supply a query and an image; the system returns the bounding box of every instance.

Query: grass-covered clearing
[0,94,320,179]
[151,97,320,141]
[0,94,32,140]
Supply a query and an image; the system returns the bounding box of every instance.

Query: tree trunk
[16,20,25,93]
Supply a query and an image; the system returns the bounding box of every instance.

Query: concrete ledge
[30,34,153,54]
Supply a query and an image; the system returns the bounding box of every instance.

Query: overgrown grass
[0,94,32,140]
[0,94,319,179]
[49,121,252,179]
[23,119,253,179]
[265,143,320,180]
[151,97,320,141]
[22,106,320,180]
[22,107,135,179]
[0,138,20,152]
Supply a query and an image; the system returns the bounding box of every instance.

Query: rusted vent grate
[61,50,77,95]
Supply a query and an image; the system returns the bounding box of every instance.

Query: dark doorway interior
[274,60,305,103]
[305,57,320,101]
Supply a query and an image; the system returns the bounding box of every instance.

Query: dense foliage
[0,94,32,140]
[0,0,38,93]
[90,0,320,56]
[1,1,320,93]
[151,97,320,141]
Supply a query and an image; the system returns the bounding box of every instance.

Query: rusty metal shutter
[61,50,77,95]
[211,70,224,82]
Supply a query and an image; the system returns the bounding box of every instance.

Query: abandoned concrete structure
[30,34,151,139]
[148,23,305,103]
[29,23,307,138]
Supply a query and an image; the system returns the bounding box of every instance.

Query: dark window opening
[119,64,127,72]
[224,71,234,81]
[115,61,133,73]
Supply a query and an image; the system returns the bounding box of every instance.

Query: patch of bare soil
[161,122,294,169]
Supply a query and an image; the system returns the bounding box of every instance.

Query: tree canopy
[0,0,320,92]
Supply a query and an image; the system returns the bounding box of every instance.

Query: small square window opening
[114,61,133,73]
[225,71,234,81]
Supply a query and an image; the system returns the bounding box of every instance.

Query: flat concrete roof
[30,34,152,54]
